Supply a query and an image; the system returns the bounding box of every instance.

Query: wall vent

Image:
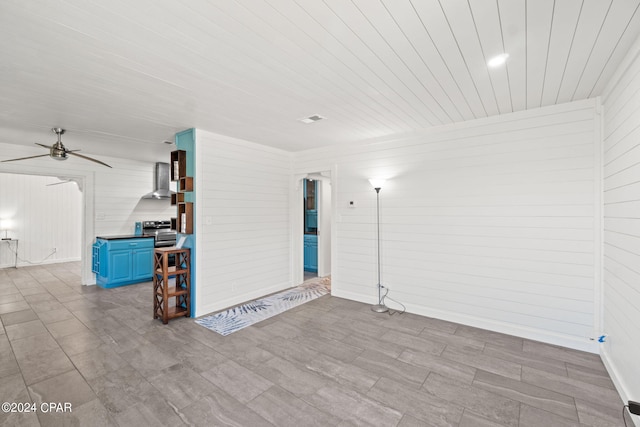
[299,114,326,124]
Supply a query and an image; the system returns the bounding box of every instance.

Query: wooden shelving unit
[177,202,193,234]
[153,247,191,324]
[179,176,193,192]
[171,192,184,206]
[171,149,193,234]
[170,150,186,182]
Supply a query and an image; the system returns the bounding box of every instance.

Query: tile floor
[0,262,631,426]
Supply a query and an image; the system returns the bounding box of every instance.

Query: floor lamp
[369,179,388,313]
[1,218,11,240]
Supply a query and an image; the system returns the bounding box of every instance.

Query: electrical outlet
[629,400,640,416]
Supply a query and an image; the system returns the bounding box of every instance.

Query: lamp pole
[371,185,388,313]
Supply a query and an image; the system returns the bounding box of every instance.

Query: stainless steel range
[142,220,176,248]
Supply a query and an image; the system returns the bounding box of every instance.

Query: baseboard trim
[195,281,292,318]
[331,288,599,353]
[600,348,640,427]
[0,257,81,269]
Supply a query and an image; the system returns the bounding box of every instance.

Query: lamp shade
[368,178,386,189]
[0,218,11,230]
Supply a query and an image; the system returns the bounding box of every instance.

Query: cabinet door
[308,240,318,272]
[304,239,311,271]
[306,210,318,231]
[303,236,318,272]
[132,248,153,280]
[109,250,133,283]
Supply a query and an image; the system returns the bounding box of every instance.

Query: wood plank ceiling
[0,0,639,155]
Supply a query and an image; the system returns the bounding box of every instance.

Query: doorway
[303,178,318,280]
[0,166,94,284]
[297,172,332,284]
[0,172,83,269]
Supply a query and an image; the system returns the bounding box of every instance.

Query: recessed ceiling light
[488,53,509,68]
[298,114,326,124]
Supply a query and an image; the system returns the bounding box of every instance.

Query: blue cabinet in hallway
[92,237,154,288]
[305,209,318,230]
[303,178,319,273]
[304,234,318,272]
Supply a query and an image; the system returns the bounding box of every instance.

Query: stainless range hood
[142,162,175,199]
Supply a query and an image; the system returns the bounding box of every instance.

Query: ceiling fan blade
[67,152,112,168]
[46,181,73,186]
[1,154,51,163]
[34,143,52,149]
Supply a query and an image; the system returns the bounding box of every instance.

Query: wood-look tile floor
[0,263,630,426]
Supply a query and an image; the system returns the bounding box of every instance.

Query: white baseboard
[601,348,640,427]
[195,281,293,317]
[331,288,599,353]
[0,256,81,269]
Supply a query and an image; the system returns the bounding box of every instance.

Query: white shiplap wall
[601,37,640,417]
[92,166,175,237]
[295,99,601,352]
[194,130,292,316]
[0,173,82,268]
[0,140,174,283]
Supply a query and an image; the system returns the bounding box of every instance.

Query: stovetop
[141,220,176,248]
[142,220,176,241]
[142,220,172,230]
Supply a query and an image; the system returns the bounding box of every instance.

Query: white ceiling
[1,0,640,159]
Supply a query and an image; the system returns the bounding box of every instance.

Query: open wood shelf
[177,202,193,234]
[179,176,193,192]
[154,265,189,275]
[155,286,189,299]
[170,150,187,181]
[172,149,193,234]
[170,192,184,206]
[167,306,188,319]
[153,247,191,324]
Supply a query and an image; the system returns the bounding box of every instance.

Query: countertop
[95,234,154,240]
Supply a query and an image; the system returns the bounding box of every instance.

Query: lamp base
[371,304,388,313]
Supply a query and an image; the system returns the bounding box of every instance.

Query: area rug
[195,277,330,336]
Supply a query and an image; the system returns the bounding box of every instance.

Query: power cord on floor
[380,285,406,316]
[2,241,56,265]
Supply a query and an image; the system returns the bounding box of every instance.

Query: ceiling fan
[1,128,112,168]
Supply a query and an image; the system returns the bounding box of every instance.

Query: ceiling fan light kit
[1,128,112,168]
[49,128,66,160]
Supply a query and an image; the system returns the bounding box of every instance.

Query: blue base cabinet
[92,238,154,288]
[304,234,318,272]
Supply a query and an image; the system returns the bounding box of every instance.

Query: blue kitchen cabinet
[305,209,318,231]
[92,237,154,288]
[92,240,107,277]
[132,247,154,280]
[304,179,318,234]
[304,234,318,272]
[109,250,133,283]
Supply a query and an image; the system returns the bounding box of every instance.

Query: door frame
[0,165,95,285]
[292,167,336,286]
